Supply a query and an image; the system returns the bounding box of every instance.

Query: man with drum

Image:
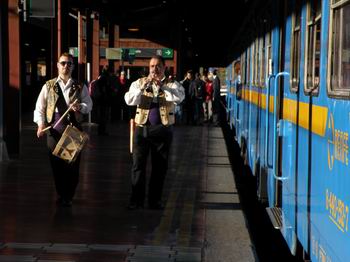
[34,52,92,207]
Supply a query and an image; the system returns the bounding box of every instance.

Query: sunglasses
[59,61,73,67]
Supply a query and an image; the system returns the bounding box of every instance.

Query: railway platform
[0,116,297,262]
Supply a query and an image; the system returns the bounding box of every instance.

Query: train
[225,0,350,261]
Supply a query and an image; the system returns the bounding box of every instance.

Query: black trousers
[47,129,81,201]
[130,124,173,206]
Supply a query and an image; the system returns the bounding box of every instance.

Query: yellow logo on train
[327,113,349,170]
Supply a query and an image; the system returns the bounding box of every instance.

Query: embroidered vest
[45,78,82,124]
[134,77,175,126]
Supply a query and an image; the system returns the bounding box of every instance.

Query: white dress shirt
[33,77,93,126]
[124,77,185,106]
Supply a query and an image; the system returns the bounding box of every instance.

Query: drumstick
[41,125,52,133]
[41,99,79,133]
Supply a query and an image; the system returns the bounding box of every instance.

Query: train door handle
[265,74,275,168]
[272,72,290,181]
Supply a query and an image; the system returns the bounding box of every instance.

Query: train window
[267,31,272,76]
[328,0,350,96]
[259,35,265,88]
[234,61,241,79]
[255,38,260,86]
[260,20,269,88]
[304,0,322,95]
[253,43,256,86]
[290,0,302,92]
[241,52,246,85]
[247,46,251,85]
[234,61,241,98]
[253,39,257,87]
[232,60,236,81]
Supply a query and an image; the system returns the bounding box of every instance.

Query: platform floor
[0,117,300,262]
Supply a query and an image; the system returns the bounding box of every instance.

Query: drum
[52,125,89,163]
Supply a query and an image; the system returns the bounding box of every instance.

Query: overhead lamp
[128,27,140,32]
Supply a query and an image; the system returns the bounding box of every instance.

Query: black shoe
[148,201,164,210]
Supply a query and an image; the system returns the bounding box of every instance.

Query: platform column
[0,1,9,161]
[3,0,21,158]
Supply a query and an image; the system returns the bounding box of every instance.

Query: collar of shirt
[56,77,74,105]
[57,77,73,91]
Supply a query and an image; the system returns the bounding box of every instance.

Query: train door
[230,61,240,130]
[246,43,254,165]
[241,48,251,159]
[309,0,350,261]
[227,61,239,129]
[235,52,246,146]
[293,0,323,256]
[248,38,259,169]
[280,0,304,255]
[226,64,233,128]
[257,9,272,202]
[266,0,301,255]
[253,36,264,174]
[266,0,286,209]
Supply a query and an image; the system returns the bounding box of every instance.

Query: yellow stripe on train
[240,89,328,137]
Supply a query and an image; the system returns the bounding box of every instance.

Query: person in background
[180,70,194,124]
[110,70,120,122]
[91,65,112,135]
[33,52,92,207]
[124,55,185,210]
[202,74,213,123]
[111,70,131,122]
[118,71,130,121]
[189,72,205,125]
[211,69,221,126]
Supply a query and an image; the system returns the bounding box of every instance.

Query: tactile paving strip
[0,243,202,262]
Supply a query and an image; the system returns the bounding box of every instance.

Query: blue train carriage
[271,0,350,261]
[225,60,241,130]
[230,0,350,261]
[225,63,233,126]
[216,67,228,110]
[312,0,350,261]
[231,2,274,186]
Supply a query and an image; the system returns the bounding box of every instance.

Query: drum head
[52,125,89,163]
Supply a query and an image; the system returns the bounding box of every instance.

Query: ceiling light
[128,28,139,32]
